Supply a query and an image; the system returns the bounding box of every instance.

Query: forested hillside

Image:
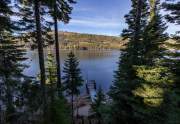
[58,32,127,50]
[0,0,179,124]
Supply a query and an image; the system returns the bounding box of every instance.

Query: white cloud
[67,18,125,28]
[74,7,93,12]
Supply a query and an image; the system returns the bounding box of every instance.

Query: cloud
[67,18,125,28]
[74,7,93,12]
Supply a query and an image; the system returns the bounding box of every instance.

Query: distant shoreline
[20,31,127,50]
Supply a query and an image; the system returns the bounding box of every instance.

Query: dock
[74,80,97,117]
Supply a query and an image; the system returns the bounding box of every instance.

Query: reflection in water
[23,50,120,92]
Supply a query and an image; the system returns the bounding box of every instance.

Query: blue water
[23,50,120,92]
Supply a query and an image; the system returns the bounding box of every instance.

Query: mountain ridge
[58,31,127,50]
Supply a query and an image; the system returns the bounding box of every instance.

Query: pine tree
[0,1,30,123]
[162,0,180,123]
[44,51,58,124]
[91,86,105,124]
[133,65,174,124]
[46,52,57,100]
[0,0,11,33]
[15,0,54,121]
[20,80,42,123]
[45,0,76,96]
[62,52,83,124]
[44,53,71,124]
[50,98,71,124]
[15,1,53,49]
[33,1,47,121]
[127,1,176,123]
[163,0,180,27]
[0,35,31,124]
[142,0,168,65]
[109,0,148,123]
[163,0,180,86]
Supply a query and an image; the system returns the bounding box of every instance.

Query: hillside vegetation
[58,32,127,50]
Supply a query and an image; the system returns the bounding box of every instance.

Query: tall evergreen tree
[162,0,180,123]
[0,1,30,123]
[163,0,180,27]
[0,0,11,33]
[53,0,76,97]
[45,51,58,124]
[91,86,105,124]
[109,0,149,124]
[126,1,174,124]
[45,0,76,96]
[46,52,57,99]
[44,53,71,124]
[163,0,180,86]
[111,0,175,123]
[15,1,53,49]
[62,52,83,124]
[142,0,168,65]
[15,0,53,121]
[33,1,47,121]
[15,0,77,123]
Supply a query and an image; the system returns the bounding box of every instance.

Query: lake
[23,50,120,92]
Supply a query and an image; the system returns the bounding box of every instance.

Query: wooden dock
[85,80,97,103]
[74,80,97,117]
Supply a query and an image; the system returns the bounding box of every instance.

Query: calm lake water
[23,50,120,92]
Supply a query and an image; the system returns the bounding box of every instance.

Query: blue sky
[59,0,179,36]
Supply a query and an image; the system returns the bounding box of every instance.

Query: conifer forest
[0,0,179,124]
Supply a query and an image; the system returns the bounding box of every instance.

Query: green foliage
[121,0,149,64]
[21,81,42,113]
[98,104,112,124]
[91,87,105,119]
[46,97,71,124]
[45,0,76,23]
[0,1,31,123]
[15,0,54,49]
[134,65,174,107]
[163,0,180,82]
[109,0,178,124]
[109,1,149,123]
[163,0,180,26]
[163,1,180,123]
[45,52,57,85]
[62,52,83,95]
[165,90,180,124]
[45,0,76,96]
[1,0,180,124]
[62,51,83,124]
[133,65,176,124]
[0,0,12,33]
[59,32,126,50]
[142,0,168,65]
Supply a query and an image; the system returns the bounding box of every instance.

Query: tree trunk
[133,0,142,46]
[149,0,157,21]
[3,53,14,124]
[5,77,14,124]
[133,0,143,62]
[53,1,61,96]
[88,118,91,124]
[34,0,46,121]
[98,119,101,124]
[81,117,84,124]
[72,94,74,124]
[76,95,79,118]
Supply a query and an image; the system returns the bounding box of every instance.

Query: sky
[59,0,179,36]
